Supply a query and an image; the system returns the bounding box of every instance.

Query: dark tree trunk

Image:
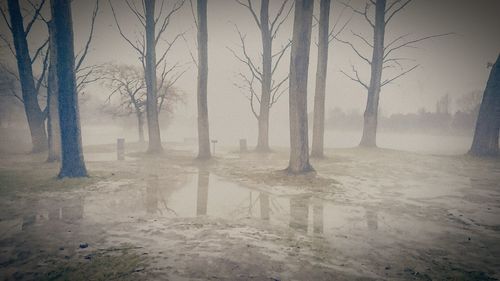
[287,0,314,174]
[7,0,48,153]
[256,0,272,152]
[311,0,331,158]
[47,20,61,162]
[359,0,386,147]
[137,111,145,144]
[144,0,163,153]
[469,55,500,157]
[196,0,211,159]
[52,0,87,178]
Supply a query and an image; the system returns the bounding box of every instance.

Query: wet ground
[0,144,499,280]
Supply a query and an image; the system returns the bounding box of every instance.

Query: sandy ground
[0,143,499,280]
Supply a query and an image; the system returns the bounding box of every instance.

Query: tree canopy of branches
[101,63,184,144]
[337,0,451,147]
[230,0,293,152]
[109,0,185,153]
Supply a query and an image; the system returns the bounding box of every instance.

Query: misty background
[1,0,499,154]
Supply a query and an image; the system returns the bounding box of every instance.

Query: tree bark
[52,0,87,178]
[47,20,61,162]
[287,0,314,174]
[7,0,48,153]
[311,0,331,158]
[196,0,211,159]
[469,54,500,157]
[137,111,145,144]
[256,0,272,152]
[359,0,386,147]
[144,0,163,153]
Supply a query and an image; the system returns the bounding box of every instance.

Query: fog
[0,0,499,280]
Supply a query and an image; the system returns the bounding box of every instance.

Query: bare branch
[35,45,50,94]
[350,30,372,48]
[155,0,184,45]
[125,0,145,27]
[189,0,198,28]
[385,0,413,25]
[228,25,263,81]
[381,64,419,87]
[30,38,49,64]
[24,0,46,35]
[335,38,371,65]
[75,0,99,71]
[340,64,368,89]
[0,33,15,56]
[271,0,293,38]
[0,5,12,31]
[271,40,291,75]
[156,32,183,68]
[235,0,261,29]
[384,33,453,59]
[109,0,144,57]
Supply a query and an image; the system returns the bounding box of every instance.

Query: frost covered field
[0,139,498,280]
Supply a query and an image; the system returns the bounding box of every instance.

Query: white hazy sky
[2,0,499,145]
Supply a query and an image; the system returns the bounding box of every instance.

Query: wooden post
[239,139,247,152]
[211,139,218,155]
[117,138,125,160]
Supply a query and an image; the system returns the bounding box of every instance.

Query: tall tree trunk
[196,0,211,159]
[256,0,272,152]
[137,111,145,144]
[52,0,87,178]
[47,20,61,162]
[469,54,500,157]
[7,0,48,153]
[311,0,331,158]
[359,0,386,147]
[144,0,163,153]
[287,0,314,174]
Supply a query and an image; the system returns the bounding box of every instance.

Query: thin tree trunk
[287,0,314,174]
[256,0,272,152]
[47,20,61,162]
[469,54,500,157]
[311,0,331,158]
[7,0,48,153]
[359,0,386,147]
[196,0,211,159]
[137,111,145,143]
[52,0,87,178]
[144,0,163,153]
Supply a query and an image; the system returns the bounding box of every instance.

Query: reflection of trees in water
[143,162,188,215]
[22,196,84,230]
[196,169,210,216]
[289,196,309,232]
[312,201,324,234]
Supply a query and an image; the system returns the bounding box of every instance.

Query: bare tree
[193,0,211,159]
[231,0,292,152]
[101,63,185,144]
[52,0,87,177]
[469,55,499,157]
[46,0,99,162]
[287,0,314,174]
[310,0,350,158]
[3,0,49,152]
[338,0,450,147]
[110,0,185,154]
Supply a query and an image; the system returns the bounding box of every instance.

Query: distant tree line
[325,91,482,136]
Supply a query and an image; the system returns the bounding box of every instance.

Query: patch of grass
[43,247,145,281]
[0,167,106,197]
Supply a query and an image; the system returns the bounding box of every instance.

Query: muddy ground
[0,143,499,280]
